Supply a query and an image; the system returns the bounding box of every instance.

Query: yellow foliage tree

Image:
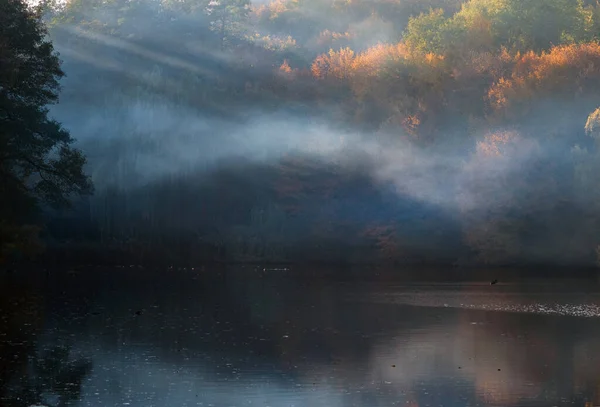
[311,47,356,80]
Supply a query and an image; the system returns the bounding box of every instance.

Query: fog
[49,23,516,207]
[38,0,600,266]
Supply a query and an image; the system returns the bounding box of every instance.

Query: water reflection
[0,284,93,407]
[1,267,600,406]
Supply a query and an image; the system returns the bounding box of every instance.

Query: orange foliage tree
[310,43,452,138]
[488,43,600,120]
[311,47,356,80]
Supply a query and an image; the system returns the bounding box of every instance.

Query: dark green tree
[0,0,92,260]
[206,0,250,50]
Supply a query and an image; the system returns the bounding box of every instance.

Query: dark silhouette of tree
[0,0,92,261]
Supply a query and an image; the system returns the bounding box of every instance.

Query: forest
[5,0,600,267]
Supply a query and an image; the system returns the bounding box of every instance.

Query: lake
[1,266,600,407]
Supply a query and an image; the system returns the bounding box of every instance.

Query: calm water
[1,267,600,407]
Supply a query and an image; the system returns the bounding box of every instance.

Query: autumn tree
[311,47,356,80]
[490,0,590,52]
[487,43,600,125]
[0,0,92,260]
[404,0,591,56]
[404,8,454,54]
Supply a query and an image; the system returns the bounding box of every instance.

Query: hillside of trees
[7,0,600,267]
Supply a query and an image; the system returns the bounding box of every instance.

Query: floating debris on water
[459,302,600,318]
[371,291,600,317]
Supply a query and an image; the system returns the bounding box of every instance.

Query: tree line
[5,0,600,266]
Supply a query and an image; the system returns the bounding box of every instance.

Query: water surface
[1,267,600,407]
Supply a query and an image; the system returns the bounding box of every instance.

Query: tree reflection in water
[0,283,92,407]
[2,345,92,407]
[3,268,600,406]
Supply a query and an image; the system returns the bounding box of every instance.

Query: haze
[37,0,600,267]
